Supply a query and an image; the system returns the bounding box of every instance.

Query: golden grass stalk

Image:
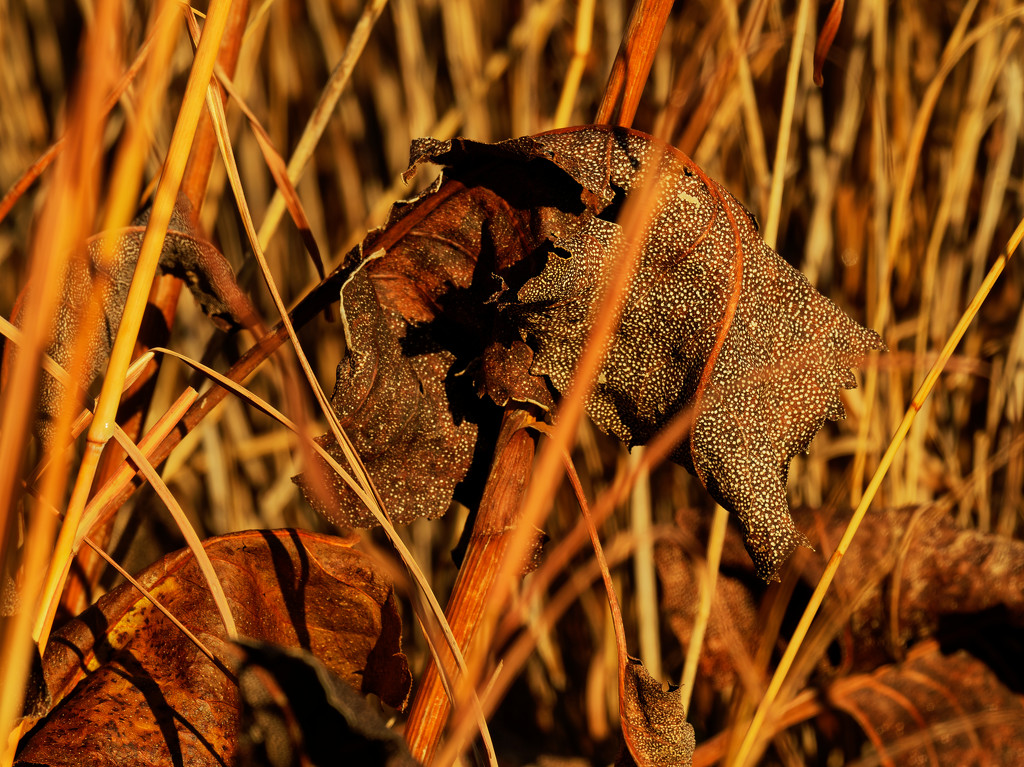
[74,385,199,550]
[679,503,728,715]
[256,0,390,249]
[30,0,235,659]
[630,448,661,681]
[761,0,812,250]
[553,0,596,129]
[0,0,126,759]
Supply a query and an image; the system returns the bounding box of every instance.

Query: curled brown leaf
[16,529,410,766]
[618,657,695,767]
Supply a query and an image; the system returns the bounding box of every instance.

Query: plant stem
[404,406,538,765]
[594,0,674,127]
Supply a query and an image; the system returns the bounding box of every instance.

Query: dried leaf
[657,504,1024,687]
[828,641,1024,766]
[516,128,882,581]
[473,335,557,410]
[293,250,480,526]
[15,529,410,767]
[796,505,1024,667]
[297,127,882,580]
[654,533,758,689]
[617,657,695,767]
[235,640,418,767]
[5,196,260,449]
[294,144,578,525]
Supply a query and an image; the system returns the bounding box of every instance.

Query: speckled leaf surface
[296,126,882,580]
[294,142,575,527]
[513,128,883,580]
[618,657,695,766]
[299,252,480,527]
[3,197,260,450]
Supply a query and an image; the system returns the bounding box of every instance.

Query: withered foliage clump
[2,1,1023,766]
[295,127,882,583]
[656,504,1024,764]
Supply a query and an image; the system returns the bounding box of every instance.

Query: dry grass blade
[183,0,322,279]
[552,0,596,128]
[733,215,1024,767]
[631,448,660,680]
[812,0,844,87]
[29,0,235,659]
[678,504,728,715]
[110,424,238,638]
[877,1,1018,333]
[675,0,772,154]
[82,538,231,674]
[81,0,233,446]
[201,55,434,655]
[256,0,390,250]
[83,0,232,442]
[761,0,812,249]
[852,2,1024,504]
[214,69,325,279]
[202,1,380,519]
[74,386,199,551]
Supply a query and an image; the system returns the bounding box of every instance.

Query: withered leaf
[654,531,759,690]
[294,144,577,526]
[294,250,480,527]
[297,127,882,580]
[658,504,1024,689]
[795,504,1024,669]
[235,640,418,767]
[5,196,260,450]
[617,657,695,767]
[504,128,884,581]
[828,641,1024,766]
[16,529,410,767]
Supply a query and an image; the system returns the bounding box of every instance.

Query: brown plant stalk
[403,407,539,765]
[403,4,674,764]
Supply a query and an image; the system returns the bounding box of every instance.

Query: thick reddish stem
[404,407,539,765]
[594,0,675,128]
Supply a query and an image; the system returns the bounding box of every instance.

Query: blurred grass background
[2,0,1023,765]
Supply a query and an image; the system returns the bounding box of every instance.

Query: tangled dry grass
[1,1,1023,765]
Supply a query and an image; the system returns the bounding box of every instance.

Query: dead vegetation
[1,0,1023,765]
